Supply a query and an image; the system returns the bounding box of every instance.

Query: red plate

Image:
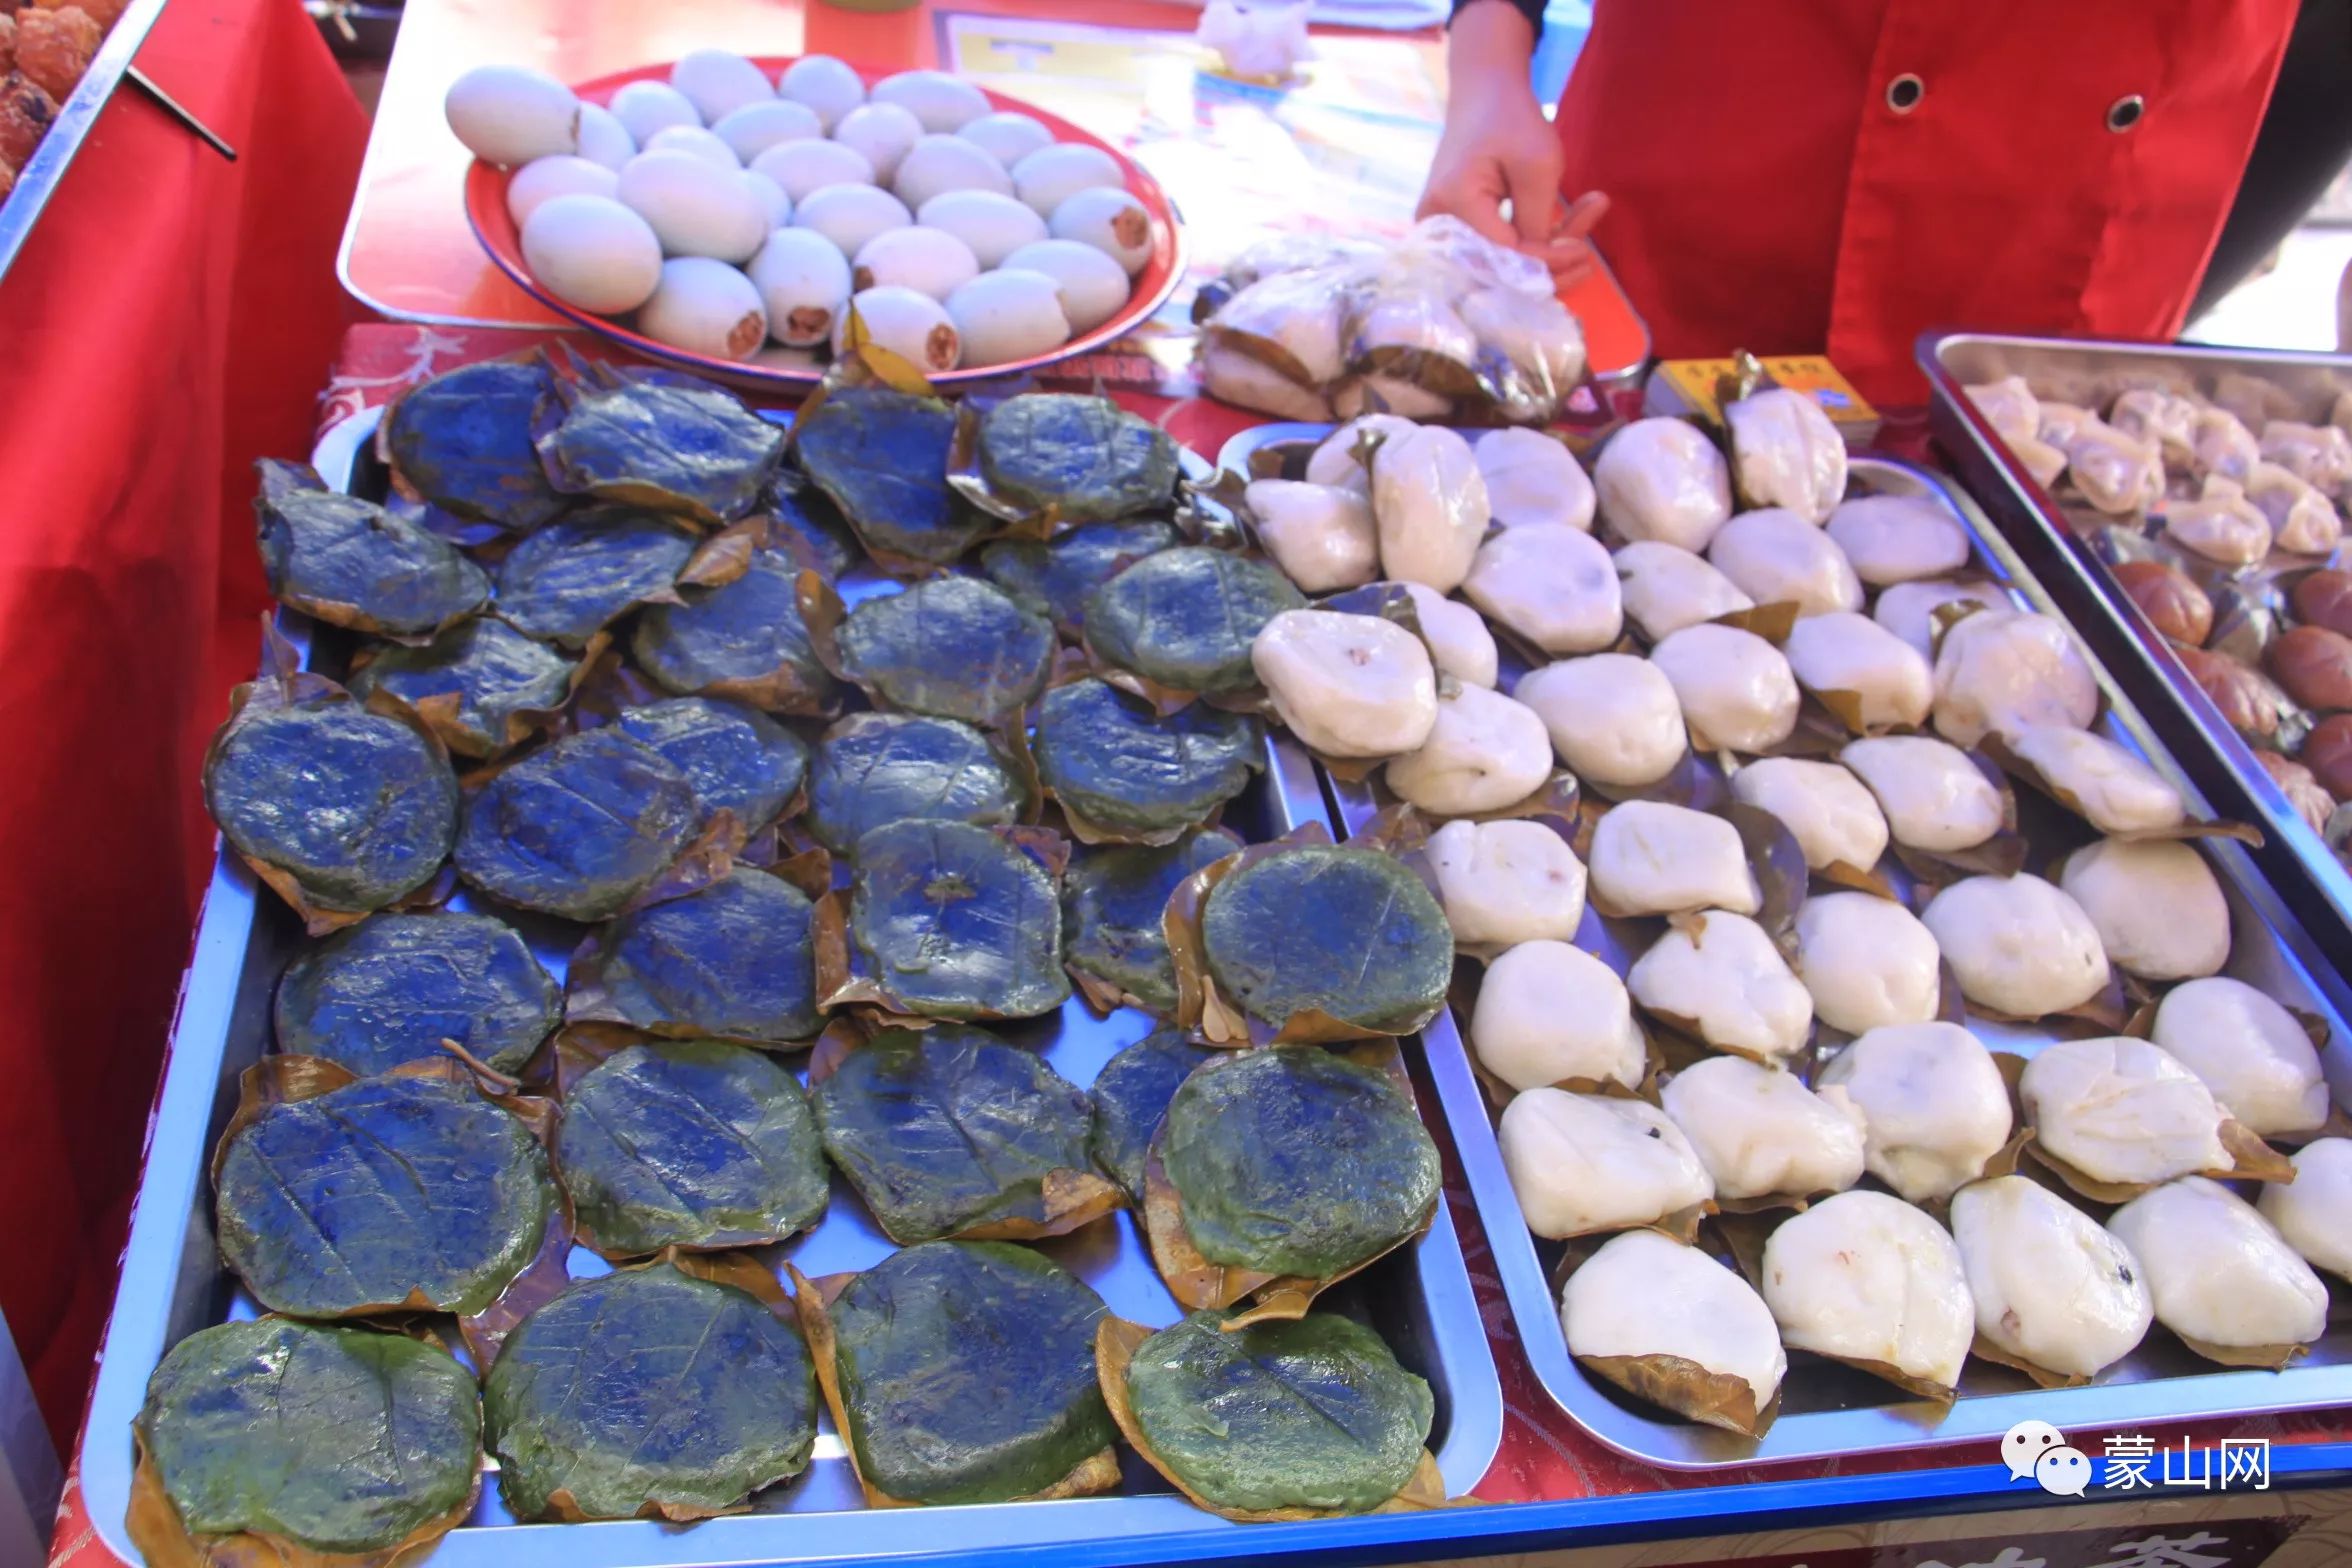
[464,58,1186,389]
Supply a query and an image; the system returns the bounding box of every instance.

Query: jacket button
[1886,73,1924,113]
[2107,94,2145,132]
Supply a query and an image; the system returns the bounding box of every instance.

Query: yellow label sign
[1655,356,1877,427]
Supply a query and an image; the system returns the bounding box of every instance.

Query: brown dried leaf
[129,1435,478,1568]
[1576,1353,1779,1439]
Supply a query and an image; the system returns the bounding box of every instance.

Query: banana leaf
[827,576,1055,727]
[795,386,993,568]
[808,1024,1115,1242]
[1085,546,1305,700]
[454,728,705,922]
[131,1319,480,1567]
[567,867,819,1045]
[495,505,699,651]
[828,819,1070,1021]
[632,549,841,715]
[554,1040,829,1257]
[1032,678,1262,844]
[273,911,559,1077]
[1088,1029,1217,1201]
[970,394,1180,524]
[1196,842,1451,1037]
[381,355,569,533]
[254,459,490,638]
[533,362,786,527]
[804,712,1033,854]
[614,696,809,837]
[792,1240,1116,1505]
[346,616,576,758]
[485,1261,817,1520]
[761,465,861,580]
[1064,829,1243,1015]
[979,518,1182,638]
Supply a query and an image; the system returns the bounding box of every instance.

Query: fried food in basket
[14,4,94,106]
[0,70,58,173]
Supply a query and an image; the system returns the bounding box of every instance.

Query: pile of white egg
[443,52,1155,371]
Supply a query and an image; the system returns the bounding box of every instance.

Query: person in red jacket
[1421,0,2309,404]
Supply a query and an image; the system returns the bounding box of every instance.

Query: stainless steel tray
[1217,424,2352,1469]
[75,406,1502,1568]
[0,0,171,287]
[1921,331,2352,978]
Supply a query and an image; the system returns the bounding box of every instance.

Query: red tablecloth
[0,0,367,1455]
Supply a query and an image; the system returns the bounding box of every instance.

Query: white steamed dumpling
[1931,608,2099,748]
[1589,801,1758,918]
[1471,939,1647,1092]
[1660,1055,1865,1201]
[2259,1139,2352,1281]
[1783,612,1933,730]
[1838,735,2003,853]
[2022,1036,2233,1187]
[1244,479,1378,592]
[1372,426,1491,593]
[2151,977,2329,1137]
[2108,1177,2328,1354]
[1706,507,1864,618]
[1594,417,1732,553]
[1500,1090,1712,1238]
[1389,583,1496,689]
[1425,817,1587,948]
[2004,724,2184,834]
[1874,579,2009,662]
[1824,495,1972,586]
[1516,655,1687,789]
[1305,413,1417,493]
[2058,838,2230,982]
[1761,1190,1974,1394]
[1725,387,1847,525]
[1627,911,1813,1062]
[1921,873,2109,1017]
[1730,757,1888,873]
[1563,1232,1787,1421]
[1950,1176,2152,1379]
[1251,609,1437,759]
[1476,427,1595,531]
[1648,623,1800,753]
[1385,684,1553,815]
[1817,1023,2013,1202]
[1464,525,1623,654]
[1794,891,1942,1035]
[1614,540,1755,642]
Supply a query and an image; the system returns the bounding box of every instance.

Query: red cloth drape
[0,0,366,1451]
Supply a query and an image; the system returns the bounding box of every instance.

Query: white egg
[833,101,925,183]
[711,98,824,163]
[645,124,741,169]
[851,226,979,301]
[751,138,876,204]
[918,189,1047,269]
[1013,141,1125,216]
[1000,238,1129,332]
[1050,186,1152,275]
[893,133,1016,212]
[574,103,636,172]
[946,268,1071,366]
[777,54,866,132]
[506,154,618,229]
[637,257,768,361]
[870,68,993,133]
[835,285,961,373]
[617,149,769,263]
[669,48,774,124]
[741,170,792,227]
[747,228,852,347]
[792,183,912,261]
[608,81,701,146]
[519,193,663,314]
[959,110,1053,168]
[445,65,581,166]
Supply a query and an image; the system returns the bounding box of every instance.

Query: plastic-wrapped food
[1628,911,1812,1062]
[496,505,697,650]
[1816,1023,2012,1203]
[1500,1090,1710,1238]
[1725,388,1846,524]
[1517,654,1686,789]
[1594,418,1732,552]
[255,460,490,637]
[1384,684,1552,816]
[1839,735,2002,852]
[1930,609,2098,748]
[1793,891,1941,1036]
[1459,285,1585,412]
[1470,939,1645,1092]
[1706,507,1863,618]
[1660,1055,1864,1201]
[1921,873,2108,1017]
[1615,541,1755,642]
[1950,1177,2152,1382]
[2108,1178,2327,1362]
[275,912,558,1077]
[1463,524,1622,654]
[2260,1139,2352,1281]
[1784,612,1932,731]
[1252,609,1437,759]
[1561,1232,1784,1435]
[1730,758,1886,873]
[1648,623,1799,753]
[1475,428,1594,531]
[2058,837,2229,981]
[1823,495,1970,586]
[1371,426,1490,593]
[2158,475,2272,566]
[486,1263,817,1521]
[1761,1190,1973,1398]
[2151,977,2329,1137]
[1424,818,1586,947]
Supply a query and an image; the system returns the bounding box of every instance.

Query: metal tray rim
[0,0,171,288]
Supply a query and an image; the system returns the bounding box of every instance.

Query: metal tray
[1216,424,2352,1469]
[75,406,1501,1568]
[0,0,171,287]
[1921,331,2352,978]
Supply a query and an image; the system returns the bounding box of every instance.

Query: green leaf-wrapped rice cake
[215,1072,555,1317]
[570,868,819,1044]
[382,356,568,532]
[1156,1046,1439,1286]
[1033,678,1261,842]
[533,366,786,526]
[1201,844,1451,1036]
[204,685,459,925]
[980,518,1181,638]
[1112,1311,1435,1518]
[556,1041,829,1256]
[1088,1029,1216,1202]
[1064,827,1242,1013]
[132,1319,480,1563]
[486,1263,818,1520]
[614,696,808,836]
[1086,547,1304,697]
[810,1025,1113,1243]
[761,465,860,580]
[346,617,574,758]
[495,505,699,650]
[974,394,1180,523]
[804,1240,1116,1505]
[796,386,991,566]
[835,577,1054,728]
[842,820,1070,1020]
[274,911,559,1077]
[632,547,840,715]
[254,459,490,637]
[804,713,1029,854]
[455,728,701,922]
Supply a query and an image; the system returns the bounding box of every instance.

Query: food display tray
[74,407,1502,1568]
[1218,425,2352,1470]
[1921,331,2352,978]
[0,0,171,287]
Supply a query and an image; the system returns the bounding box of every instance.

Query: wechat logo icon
[2003,1419,2092,1496]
